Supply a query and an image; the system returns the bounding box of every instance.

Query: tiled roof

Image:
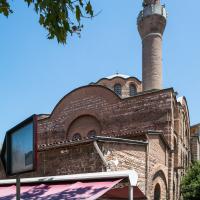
[38,135,148,151]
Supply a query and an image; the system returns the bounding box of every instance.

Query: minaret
[137,0,167,91]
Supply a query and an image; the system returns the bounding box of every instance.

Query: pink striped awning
[0,179,122,200]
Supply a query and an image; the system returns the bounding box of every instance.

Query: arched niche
[67,115,101,140]
[151,168,168,200]
[154,183,161,200]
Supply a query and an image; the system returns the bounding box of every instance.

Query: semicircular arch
[66,114,101,140]
[150,164,168,199]
[178,96,190,129]
[151,168,168,200]
[50,85,121,119]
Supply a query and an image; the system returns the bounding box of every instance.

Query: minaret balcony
[137,4,167,24]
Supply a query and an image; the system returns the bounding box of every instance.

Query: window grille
[72,133,82,140]
[129,84,137,96]
[87,130,96,138]
[114,84,122,96]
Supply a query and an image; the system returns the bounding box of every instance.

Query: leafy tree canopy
[0,0,94,44]
[181,161,200,200]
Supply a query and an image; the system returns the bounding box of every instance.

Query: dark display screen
[1,115,37,175]
[10,121,34,174]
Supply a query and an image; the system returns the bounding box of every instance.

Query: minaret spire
[138,0,167,91]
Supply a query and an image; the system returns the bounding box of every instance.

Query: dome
[105,73,130,79]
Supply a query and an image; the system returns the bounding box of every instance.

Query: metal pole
[16,175,20,200]
[129,185,134,200]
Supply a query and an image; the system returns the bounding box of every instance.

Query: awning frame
[0,170,138,200]
[0,170,137,186]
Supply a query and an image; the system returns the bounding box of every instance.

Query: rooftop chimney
[137,0,167,91]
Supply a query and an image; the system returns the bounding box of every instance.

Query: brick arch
[152,171,167,200]
[50,85,121,120]
[63,109,102,134]
[178,96,190,153]
[151,165,168,186]
[66,115,101,140]
[178,96,190,132]
[37,85,125,143]
[150,166,168,200]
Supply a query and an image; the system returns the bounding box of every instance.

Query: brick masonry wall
[148,135,167,167]
[37,144,104,177]
[0,141,147,186]
[97,77,142,98]
[0,85,190,200]
[148,134,169,199]
[191,137,200,161]
[191,125,200,161]
[0,87,170,167]
[37,86,174,146]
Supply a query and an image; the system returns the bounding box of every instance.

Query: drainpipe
[93,141,134,199]
[93,141,109,169]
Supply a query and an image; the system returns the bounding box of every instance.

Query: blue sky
[0,0,200,144]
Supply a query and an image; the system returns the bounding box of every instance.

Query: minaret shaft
[142,34,162,90]
[138,2,167,91]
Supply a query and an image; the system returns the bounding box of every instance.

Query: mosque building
[0,0,199,199]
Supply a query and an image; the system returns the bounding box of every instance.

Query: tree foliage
[181,161,200,200]
[0,0,94,44]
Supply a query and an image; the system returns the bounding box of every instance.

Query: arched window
[185,154,188,168]
[154,184,161,200]
[129,84,137,96]
[87,130,96,138]
[72,133,82,141]
[114,84,122,96]
[67,115,101,140]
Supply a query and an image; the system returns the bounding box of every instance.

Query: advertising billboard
[1,115,37,175]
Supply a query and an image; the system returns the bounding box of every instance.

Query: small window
[114,84,122,96]
[72,133,82,141]
[129,84,137,96]
[87,130,96,138]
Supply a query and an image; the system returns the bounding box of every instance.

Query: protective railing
[137,4,167,24]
